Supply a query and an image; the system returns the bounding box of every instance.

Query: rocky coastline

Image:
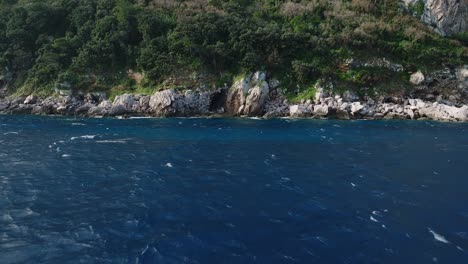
[1,68,467,122]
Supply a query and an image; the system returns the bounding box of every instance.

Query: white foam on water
[96,139,127,144]
[428,228,450,244]
[71,135,97,140]
[3,132,19,135]
[350,182,356,187]
[164,163,173,168]
[372,211,382,216]
[129,117,154,119]
[62,154,71,158]
[370,215,379,223]
[140,244,149,256]
[71,123,85,126]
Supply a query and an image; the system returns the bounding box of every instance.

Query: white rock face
[226,72,270,116]
[113,94,135,111]
[149,89,178,116]
[351,102,365,114]
[244,81,270,116]
[405,0,467,36]
[410,71,425,85]
[457,66,468,90]
[289,105,310,118]
[313,104,329,116]
[419,103,468,121]
[24,95,37,104]
[314,87,328,104]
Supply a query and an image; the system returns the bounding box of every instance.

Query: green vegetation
[0,0,466,97]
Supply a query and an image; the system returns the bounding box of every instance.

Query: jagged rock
[244,81,269,116]
[113,94,135,111]
[10,104,33,114]
[374,113,385,120]
[149,89,178,116]
[419,102,468,121]
[403,0,467,36]
[24,95,37,104]
[423,0,467,36]
[351,102,365,114]
[109,104,126,116]
[75,103,94,115]
[335,109,350,120]
[139,96,150,113]
[410,71,425,85]
[31,105,44,115]
[405,108,416,119]
[289,105,310,118]
[34,103,55,115]
[88,100,112,116]
[181,90,211,115]
[313,104,330,116]
[339,102,351,111]
[263,106,288,119]
[457,66,468,90]
[314,87,328,104]
[0,100,10,111]
[54,105,67,115]
[226,72,270,116]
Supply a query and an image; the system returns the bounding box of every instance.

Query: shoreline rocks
[2,90,467,122]
[1,69,467,122]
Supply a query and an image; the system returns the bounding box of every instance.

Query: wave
[95,139,128,144]
[71,135,97,140]
[428,228,450,243]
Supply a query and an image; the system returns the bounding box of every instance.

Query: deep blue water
[1,116,468,263]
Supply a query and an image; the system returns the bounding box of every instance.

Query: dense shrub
[0,0,465,96]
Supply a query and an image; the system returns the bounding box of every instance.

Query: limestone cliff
[404,0,468,36]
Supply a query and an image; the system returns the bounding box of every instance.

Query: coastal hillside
[0,0,466,101]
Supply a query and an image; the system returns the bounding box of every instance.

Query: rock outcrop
[149,89,179,116]
[404,0,468,36]
[226,72,270,116]
[410,71,425,85]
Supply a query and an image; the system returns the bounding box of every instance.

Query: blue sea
[1,115,468,263]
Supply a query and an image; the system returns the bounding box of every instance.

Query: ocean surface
[1,115,468,263]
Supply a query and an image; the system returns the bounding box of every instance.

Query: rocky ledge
[1,68,468,122]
